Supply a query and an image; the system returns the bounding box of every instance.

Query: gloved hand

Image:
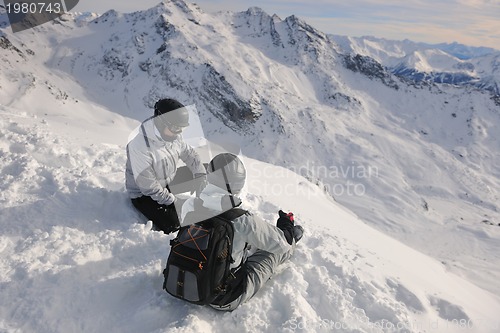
[278,210,295,223]
[165,193,176,206]
[193,173,208,197]
[277,210,303,244]
[277,210,295,245]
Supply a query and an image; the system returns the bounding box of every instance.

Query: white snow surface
[1,1,500,332]
[1,106,499,333]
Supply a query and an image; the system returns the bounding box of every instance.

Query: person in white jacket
[180,153,304,311]
[125,99,206,233]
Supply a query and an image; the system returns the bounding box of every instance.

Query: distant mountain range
[2,3,499,96]
[331,35,500,96]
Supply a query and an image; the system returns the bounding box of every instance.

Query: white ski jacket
[125,117,205,205]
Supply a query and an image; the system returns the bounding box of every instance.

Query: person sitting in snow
[125,98,207,234]
[180,153,304,311]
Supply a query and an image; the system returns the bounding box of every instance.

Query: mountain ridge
[330,34,500,97]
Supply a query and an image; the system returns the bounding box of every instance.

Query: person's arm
[233,212,293,255]
[128,145,175,205]
[179,140,206,175]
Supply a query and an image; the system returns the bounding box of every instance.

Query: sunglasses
[156,115,186,134]
[167,123,185,134]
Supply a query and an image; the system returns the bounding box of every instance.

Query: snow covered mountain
[331,35,500,96]
[424,42,498,60]
[1,1,500,332]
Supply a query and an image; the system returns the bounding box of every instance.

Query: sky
[73,0,498,49]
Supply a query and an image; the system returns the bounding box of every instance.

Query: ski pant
[131,166,205,233]
[210,248,294,311]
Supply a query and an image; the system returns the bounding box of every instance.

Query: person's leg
[210,248,294,311]
[238,249,293,304]
[131,196,180,233]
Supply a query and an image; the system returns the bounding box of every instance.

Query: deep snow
[1,105,500,333]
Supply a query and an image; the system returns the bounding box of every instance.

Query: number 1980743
[5,2,62,14]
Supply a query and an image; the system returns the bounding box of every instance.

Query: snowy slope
[1,1,500,332]
[1,105,500,333]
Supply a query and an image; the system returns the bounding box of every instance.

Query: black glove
[277,210,295,245]
[277,210,304,244]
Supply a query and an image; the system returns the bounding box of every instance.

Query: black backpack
[163,208,247,305]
